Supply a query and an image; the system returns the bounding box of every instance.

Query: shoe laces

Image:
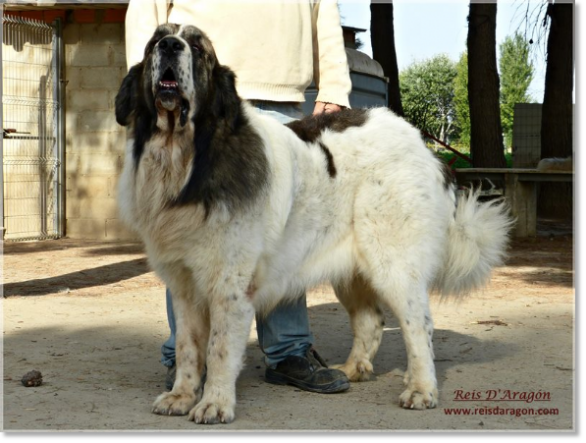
[308,347,329,369]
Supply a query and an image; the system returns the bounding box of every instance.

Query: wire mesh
[2,15,62,241]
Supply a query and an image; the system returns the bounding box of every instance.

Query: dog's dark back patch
[318,142,337,178]
[285,108,368,143]
[286,109,366,178]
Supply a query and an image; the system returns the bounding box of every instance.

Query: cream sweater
[125,0,351,107]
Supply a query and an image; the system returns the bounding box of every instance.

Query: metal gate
[1,15,64,241]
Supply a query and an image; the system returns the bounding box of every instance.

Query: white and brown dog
[115,24,512,424]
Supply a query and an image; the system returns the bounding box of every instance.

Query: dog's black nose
[158,36,184,54]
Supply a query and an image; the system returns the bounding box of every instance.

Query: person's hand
[313,101,344,115]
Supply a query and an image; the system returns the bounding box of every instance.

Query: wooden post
[505,174,537,237]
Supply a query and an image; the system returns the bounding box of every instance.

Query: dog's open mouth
[154,67,190,127]
[159,68,179,91]
[156,67,182,112]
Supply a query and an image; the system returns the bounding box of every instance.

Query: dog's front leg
[188,291,255,424]
[152,265,209,416]
[152,291,209,415]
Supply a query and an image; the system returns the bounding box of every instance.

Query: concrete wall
[63,19,135,240]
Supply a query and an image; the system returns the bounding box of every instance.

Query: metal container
[301,48,388,115]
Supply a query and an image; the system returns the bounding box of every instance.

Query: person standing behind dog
[124,0,352,394]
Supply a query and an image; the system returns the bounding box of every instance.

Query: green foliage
[399,54,457,143]
[453,52,470,147]
[436,152,473,169]
[499,33,534,148]
[400,37,533,152]
[437,150,513,169]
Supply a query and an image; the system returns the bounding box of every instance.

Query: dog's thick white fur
[116,24,512,424]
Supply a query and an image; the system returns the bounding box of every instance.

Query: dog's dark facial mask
[151,32,194,129]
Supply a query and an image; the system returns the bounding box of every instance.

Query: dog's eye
[191,44,202,53]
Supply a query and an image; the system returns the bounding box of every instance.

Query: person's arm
[125,0,171,70]
[311,0,352,114]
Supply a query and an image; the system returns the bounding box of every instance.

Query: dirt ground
[1,219,575,432]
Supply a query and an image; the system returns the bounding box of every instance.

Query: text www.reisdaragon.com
[443,406,559,417]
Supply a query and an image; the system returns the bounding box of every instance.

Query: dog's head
[115,24,267,214]
[116,24,240,131]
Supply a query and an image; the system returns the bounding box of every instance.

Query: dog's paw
[399,386,438,410]
[333,359,375,382]
[188,399,235,424]
[152,391,198,416]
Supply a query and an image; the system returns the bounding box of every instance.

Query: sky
[338,0,551,102]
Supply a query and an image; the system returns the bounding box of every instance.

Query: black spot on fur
[318,142,337,178]
[286,108,368,143]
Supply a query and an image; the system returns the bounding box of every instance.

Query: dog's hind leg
[368,274,438,409]
[332,274,384,382]
[352,184,442,409]
[152,264,209,416]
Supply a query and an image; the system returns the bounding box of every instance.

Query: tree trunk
[539,1,574,219]
[541,1,573,159]
[370,2,404,116]
[467,3,507,168]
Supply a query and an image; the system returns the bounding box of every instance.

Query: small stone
[21,370,43,387]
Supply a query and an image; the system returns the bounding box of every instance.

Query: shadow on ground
[3,258,148,297]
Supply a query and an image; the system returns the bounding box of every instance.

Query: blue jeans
[161,101,314,369]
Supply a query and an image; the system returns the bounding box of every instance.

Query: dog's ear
[115,63,143,126]
[211,65,242,130]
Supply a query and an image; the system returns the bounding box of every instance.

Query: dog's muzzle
[154,37,186,112]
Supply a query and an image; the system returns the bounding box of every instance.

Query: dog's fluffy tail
[433,189,514,297]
